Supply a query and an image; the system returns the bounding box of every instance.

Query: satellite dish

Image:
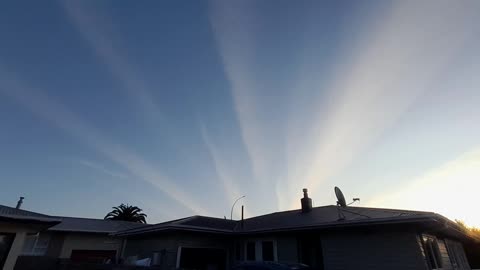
[335,186,347,207]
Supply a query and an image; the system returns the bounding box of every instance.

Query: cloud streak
[285,0,480,208]
[209,1,272,187]
[78,159,128,179]
[62,2,163,122]
[0,66,209,216]
[209,0,480,211]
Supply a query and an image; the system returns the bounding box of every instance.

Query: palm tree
[104,204,147,223]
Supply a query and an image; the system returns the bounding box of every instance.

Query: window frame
[445,239,470,270]
[422,235,443,270]
[243,239,277,262]
[21,233,50,256]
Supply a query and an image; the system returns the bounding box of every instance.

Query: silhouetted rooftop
[0,204,60,224]
[0,204,147,233]
[113,205,438,236]
[48,216,149,233]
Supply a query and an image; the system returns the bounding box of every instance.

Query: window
[261,241,274,261]
[422,235,443,269]
[21,233,50,256]
[244,240,276,262]
[246,242,256,261]
[235,241,242,261]
[445,239,470,270]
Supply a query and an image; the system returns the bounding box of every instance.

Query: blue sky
[1,1,480,226]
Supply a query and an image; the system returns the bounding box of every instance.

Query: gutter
[429,215,480,243]
[0,215,61,226]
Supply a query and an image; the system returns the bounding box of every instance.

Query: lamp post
[230,195,245,220]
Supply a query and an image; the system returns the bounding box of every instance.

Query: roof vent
[301,189,312,213]
[16,196,24,209]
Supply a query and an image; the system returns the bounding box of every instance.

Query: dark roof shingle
[0,204,148,233]
[0,204,61,224]
[239,205,435,233]
[113,206,436,236]
[48,216,148,233]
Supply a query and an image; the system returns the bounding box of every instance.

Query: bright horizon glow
[0,1,479,227]
[367,148,480,227]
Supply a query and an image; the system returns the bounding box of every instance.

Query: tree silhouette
[456,219,480,238]
[105,204,147,223]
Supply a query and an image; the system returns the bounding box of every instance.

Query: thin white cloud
[78,159,128,179]
[62,2,163,121]
[285,1,480,209]
[209,1,272,186]
[200,124,252,219]
[0,66,209,216]
[200,125,240,199]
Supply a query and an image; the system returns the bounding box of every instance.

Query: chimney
[16,197,24,209]
[301,189,312,213]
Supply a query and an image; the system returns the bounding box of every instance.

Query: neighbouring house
[0,204,60,270]
[114,189,479,270]
[25,216,147,263]
[0,202,147,270]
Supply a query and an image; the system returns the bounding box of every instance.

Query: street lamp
[230,195,246,220]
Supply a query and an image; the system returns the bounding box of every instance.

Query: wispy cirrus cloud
[209,1,272,187]
[62,2,163,121]
[0,66,209,217]
[209,0,480,212]
[284,0,480,209]
[200,124,253,218]
[78,159,128,179]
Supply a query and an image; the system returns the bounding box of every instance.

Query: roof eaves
[0,214,61,225]
[112,224,235,237]
[428,214,480,243]
[237,215,437,234]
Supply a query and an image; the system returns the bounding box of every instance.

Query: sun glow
[367,148,480,227]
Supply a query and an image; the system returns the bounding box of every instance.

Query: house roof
[48,216,149,233]
[0,204,147,233]
[239,205,437,233]
[113,215,238,236]
[0,204,61,225]
[113,205,438,237]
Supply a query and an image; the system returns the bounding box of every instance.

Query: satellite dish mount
[334,186,361,221]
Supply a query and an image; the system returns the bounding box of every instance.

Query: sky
[1,1,480,226]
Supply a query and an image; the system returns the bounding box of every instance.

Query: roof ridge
[345,205,436,214]
[243,205,334,221]
[0,204,53,217]
[54,215,145,224]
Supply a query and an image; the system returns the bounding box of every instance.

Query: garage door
[179,247,226,270]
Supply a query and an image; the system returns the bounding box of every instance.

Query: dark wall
[321,230,427,270]
[14,256,58,270]
[464,242,480,269]
[124,232,233,269]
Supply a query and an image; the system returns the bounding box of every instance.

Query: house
[0,203,60,270]
[114,189,478,270]
[2,189,478,270]
[0,202,147,270]
[27,216,147,262]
